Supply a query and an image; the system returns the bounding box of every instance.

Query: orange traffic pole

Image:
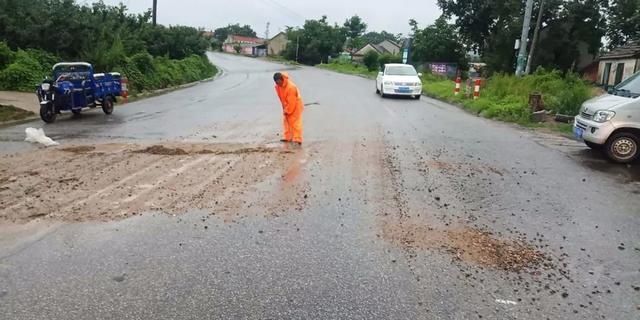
[473,79,481,100]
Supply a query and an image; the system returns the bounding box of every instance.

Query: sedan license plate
[398,86,411,92]
[573,126,584,139]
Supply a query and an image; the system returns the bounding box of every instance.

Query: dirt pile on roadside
[447,227,545,272]
[135,145,188,155]
[134,145,289,156]
[0,142,298,223]
[61,146,96,154]
[382,220,545,272]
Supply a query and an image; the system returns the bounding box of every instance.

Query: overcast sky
[100,0,442,37]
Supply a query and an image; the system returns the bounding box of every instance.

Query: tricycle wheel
[102,97,114,115]
[40,103,56,123]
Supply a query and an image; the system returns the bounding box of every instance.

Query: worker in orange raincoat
[274,72,304,145]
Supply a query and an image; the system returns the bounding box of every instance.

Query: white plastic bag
[25,127,59,147]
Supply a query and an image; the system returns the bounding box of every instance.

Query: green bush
[0,39,217,94]
[0,41,15,69]
[363,51,379,71]
[116,54,216,95]
[0,49,54,91]
[378,53,402,68]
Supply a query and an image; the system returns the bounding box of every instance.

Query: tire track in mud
[0,143,297,223]
[0,149,167,215]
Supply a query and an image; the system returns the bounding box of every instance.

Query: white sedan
[376,63,423,99]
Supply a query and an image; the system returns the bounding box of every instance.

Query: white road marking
[495,299,518,305]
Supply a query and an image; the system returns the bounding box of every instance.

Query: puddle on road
[572,149,640,184]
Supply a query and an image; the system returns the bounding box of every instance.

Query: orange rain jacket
[275,73,304,143]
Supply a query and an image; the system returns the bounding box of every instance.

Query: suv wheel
[605,131,639,163]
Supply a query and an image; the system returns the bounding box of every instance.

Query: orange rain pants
[275,73,304,143]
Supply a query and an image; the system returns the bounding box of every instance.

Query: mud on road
[0,142,299,223]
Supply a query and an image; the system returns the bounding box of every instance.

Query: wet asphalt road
[0,53,639,319]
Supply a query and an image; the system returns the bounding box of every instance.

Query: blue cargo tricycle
[35,62,123,123]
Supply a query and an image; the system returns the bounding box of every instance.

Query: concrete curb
[0,115,39,128]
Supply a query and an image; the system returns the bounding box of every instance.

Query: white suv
[574,71,640,163]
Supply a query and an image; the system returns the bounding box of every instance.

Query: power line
[260,0,305,24]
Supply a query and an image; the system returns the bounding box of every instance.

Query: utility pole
[295,35,300,62]
[152,0,158,26]
[515,0,534,76]
[265,22,270,40]
[525,0,544,75]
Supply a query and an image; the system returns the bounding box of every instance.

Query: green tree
[532,0,606,72]
[363,50,379,71]
[437,0,605,73]
[344,15,367,38]
[362,31,400,45]
[343,16,367,51]
[284,16,346,65]
[410,16,468,69]
[0,0,216,92]
[606,0,640,48]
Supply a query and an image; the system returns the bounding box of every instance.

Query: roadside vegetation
[0,0,216,95]
[317,51,402,78]
[422,70,592,123]
[0,104,34,122]
[317,62,378,78]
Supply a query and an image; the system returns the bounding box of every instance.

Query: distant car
[376,63,423,99]
[574,71,640,163]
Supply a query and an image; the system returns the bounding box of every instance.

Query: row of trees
[276,14,465,69]
[437,0,640,73]
[0,0,210,71]
[0,0,215,92]
[259,2,639,75]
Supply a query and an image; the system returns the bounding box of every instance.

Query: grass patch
[0,104,34,122]
[265,56,301,66]
[421,69,594,124]
[317,62,378,79]
[521,122,574,137]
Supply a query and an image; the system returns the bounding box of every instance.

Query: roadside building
[376,39,401,55]
[267,32,287,56]
[222,35,265,56]
[352,40,401,61]
[597,41,640,88]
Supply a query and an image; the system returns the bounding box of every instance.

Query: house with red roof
[222,35,266,56]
